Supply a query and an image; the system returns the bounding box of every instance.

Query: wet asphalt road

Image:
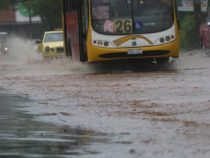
[0,89,109,158]
[2,47,210,158]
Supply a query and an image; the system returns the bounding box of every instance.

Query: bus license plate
[127,49,142,55]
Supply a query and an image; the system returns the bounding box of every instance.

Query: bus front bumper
[87,40,179,62]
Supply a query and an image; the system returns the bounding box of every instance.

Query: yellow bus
[63,0,179,63]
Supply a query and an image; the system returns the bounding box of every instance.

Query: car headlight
[4,47,8,51]
[45,46,50,53]
[51,48,55,52]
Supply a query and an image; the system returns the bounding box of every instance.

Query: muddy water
[2,37,210,158]
[0,89,109,158]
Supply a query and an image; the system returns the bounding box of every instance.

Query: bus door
[63,0,87,61]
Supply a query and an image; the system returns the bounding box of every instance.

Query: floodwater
[1,36,210,158]
[0,89,111,158]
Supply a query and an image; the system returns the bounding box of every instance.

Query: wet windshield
[91,0,173,34]
[44,32,64,42]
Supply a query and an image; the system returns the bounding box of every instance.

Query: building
[0,3,42,39]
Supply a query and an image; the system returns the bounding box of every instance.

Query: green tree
[180,15,197,49]
[26,0,62,30]
[0,0,63,30]
[179,0,207,49]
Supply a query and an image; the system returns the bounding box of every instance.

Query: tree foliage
[180,15,198,49]
[179,0,206,49]
[28,0,62,30]
[0,0,62,30]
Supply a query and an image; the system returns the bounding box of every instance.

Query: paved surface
[1,47,210,158]
[0,89,109,158]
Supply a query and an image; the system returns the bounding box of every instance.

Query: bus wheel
[156,58,169,64]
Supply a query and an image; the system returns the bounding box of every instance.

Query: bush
[180,15,200,50]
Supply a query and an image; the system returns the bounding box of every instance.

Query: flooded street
[0,89,111,158]
[1,41,210,158]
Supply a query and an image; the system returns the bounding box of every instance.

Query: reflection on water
[86,58,177,74]
[0,89,108,158]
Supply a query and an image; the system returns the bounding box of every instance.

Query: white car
[37,31,65,58]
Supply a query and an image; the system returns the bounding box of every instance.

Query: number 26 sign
[114,19,133,33]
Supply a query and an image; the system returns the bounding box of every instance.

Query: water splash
[0,35,43,65]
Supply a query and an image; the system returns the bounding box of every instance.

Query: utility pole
[22,0,32,40]
[193,0,202,46]
[193,0,201,23]
[28,2,32,40]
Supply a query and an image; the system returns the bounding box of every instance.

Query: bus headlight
[166,36,171,42]
[98,40,103,46]
[104,41,109,47]
[159,35,175,44]
[93,40,110,47]
[160,38,165,43]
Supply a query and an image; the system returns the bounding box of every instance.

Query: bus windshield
[91,0,173,35]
